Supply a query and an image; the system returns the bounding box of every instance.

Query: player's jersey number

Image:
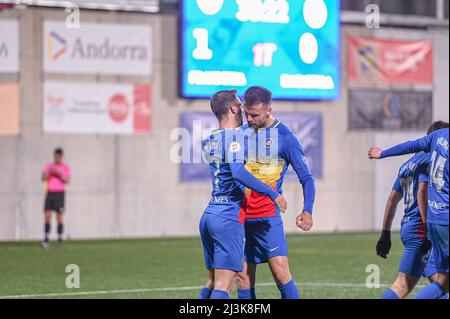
[430,151,446,192]
[400,176,414,210]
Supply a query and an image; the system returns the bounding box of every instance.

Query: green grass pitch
[0,232,432,299]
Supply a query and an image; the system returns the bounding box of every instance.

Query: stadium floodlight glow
[180,0,340,100]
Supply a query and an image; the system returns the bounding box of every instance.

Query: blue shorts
[428,223,449,273]
[399,235,431,277]
[199,211,245,272]
[244,217,288,264]
[423,251,437,278]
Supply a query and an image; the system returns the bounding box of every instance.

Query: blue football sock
[413,282,445,299]
[439,294,449,299]
[237,289,252,299]
[198,287,213,299]
[237,288,257,299]
[210,289,229,299]
[380,288,400,299]
[278,279,300,299]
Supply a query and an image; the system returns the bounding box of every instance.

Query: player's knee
[270,258,291,285]
[205,278,214,289]
[392,276,414,296]
[44,212,52,222]
[237,272,251,290]
[429,273,440,283]
[214,278,230,291]
[273,268,291,286]
[437,273,449,292]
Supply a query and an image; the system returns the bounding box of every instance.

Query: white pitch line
[0,285,205,299]
[0,282,425,299]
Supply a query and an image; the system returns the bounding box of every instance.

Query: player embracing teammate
[198,87,316,299]
[236,87,315,299]
[198,89,288,299]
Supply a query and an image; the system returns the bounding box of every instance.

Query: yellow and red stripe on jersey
[243,159,285,219]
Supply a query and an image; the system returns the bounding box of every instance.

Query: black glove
[376,230,392,259]
[420,236,432,254]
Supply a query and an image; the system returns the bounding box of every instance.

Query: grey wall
[0,7,448,241]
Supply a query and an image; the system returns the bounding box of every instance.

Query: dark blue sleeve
[392,176,402,193]
[418,165,429,184]
[229,163,279,201]
[284,134,316,214]
[381,134,433,158]
[225,132,279,201]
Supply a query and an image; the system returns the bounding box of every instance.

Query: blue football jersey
[239,120,315,219]
[382,128,449,225]
[392,152,430,237]
[203,129,245,208]
[202,128,279,222]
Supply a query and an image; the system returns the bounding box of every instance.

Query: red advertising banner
[348,37,433,85]
[133,84,152,134]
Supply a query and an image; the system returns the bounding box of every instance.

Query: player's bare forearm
[382,190,402,230]
[417,182,428,224]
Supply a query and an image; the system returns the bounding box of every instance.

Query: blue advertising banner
[179,111,322,182]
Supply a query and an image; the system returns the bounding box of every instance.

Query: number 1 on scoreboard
[192,28,213,60]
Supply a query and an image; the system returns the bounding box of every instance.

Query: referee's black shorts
[44,192,65,214]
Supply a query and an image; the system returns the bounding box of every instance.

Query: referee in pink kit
[41,147,71,249]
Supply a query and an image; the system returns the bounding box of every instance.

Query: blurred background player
[369,123,449,299]
[41,147,71,249]
[198,89,288,299]
[236,86,316,299]
[376,122,449,299]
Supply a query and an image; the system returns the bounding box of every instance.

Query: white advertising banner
[43,81,152,135]
[10,1,159,13]
[43,21,152,75]
[0,20,19,73]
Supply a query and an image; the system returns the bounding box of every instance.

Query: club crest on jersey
[263,138,274,149]
[229,141,241,153]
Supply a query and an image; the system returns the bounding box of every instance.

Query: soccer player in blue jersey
[376,122,449,299]
[236,86,316,299]
[369,122,449,299]
[198,89,288,299]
